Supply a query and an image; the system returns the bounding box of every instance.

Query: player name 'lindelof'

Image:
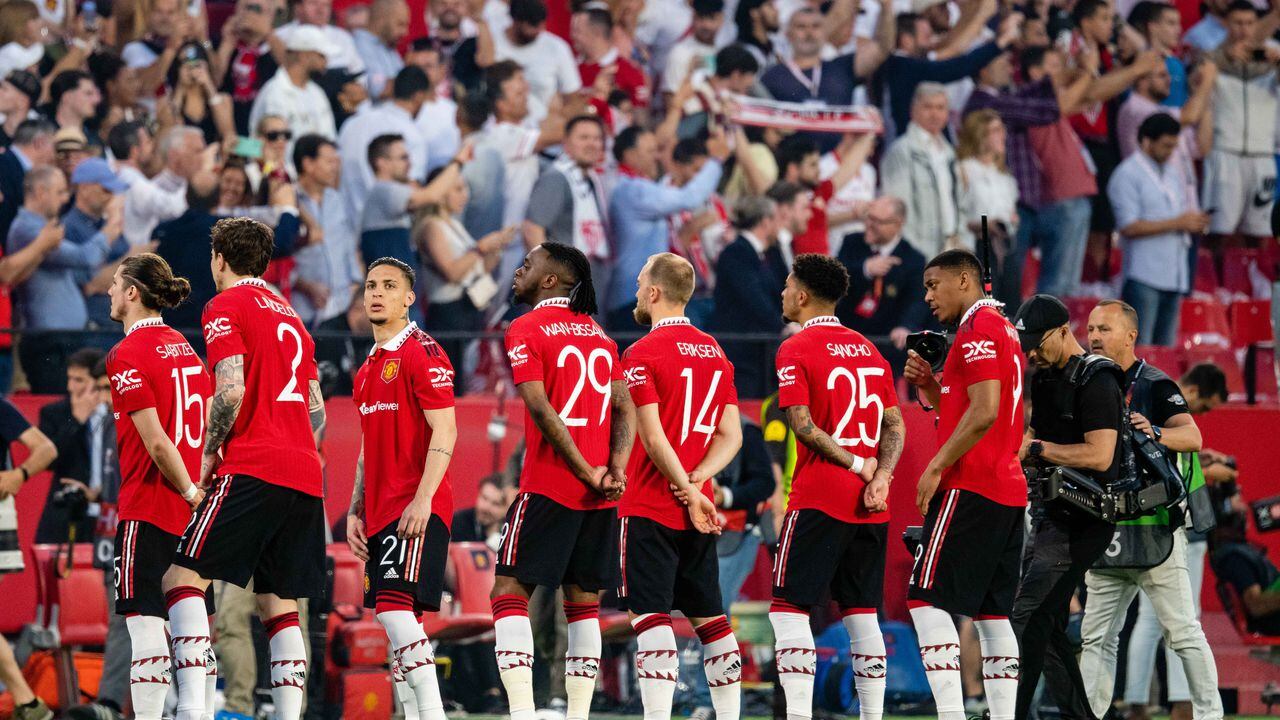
[539,321,606,338]
[676,342,723,359]
[827,342,873,359]
[255,295,300,318]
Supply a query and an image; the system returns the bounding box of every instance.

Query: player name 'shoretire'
[540,321,606,338]
[675,342,723,359]
[828,342,874,359]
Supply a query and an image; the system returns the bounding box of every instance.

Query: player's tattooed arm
[876,406,905,478]
[607,379,636,474]
[204,354,245,456]
[307,378,327,444]
[347,448,369,560]
[516,380,602,487]
[785,404,858,474]
[349,451,366,518]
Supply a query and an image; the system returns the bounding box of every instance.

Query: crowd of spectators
[0,0,1276,399]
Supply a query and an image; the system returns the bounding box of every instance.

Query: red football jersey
[792,180,833,256]
[201,278,322,496]
[353,322,456,534]
[776,317,897,523]
[505,297,623,510]
[107,318,212,536]
[619,317,738,530]
[936,301,1026,507]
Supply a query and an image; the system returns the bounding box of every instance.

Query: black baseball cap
[1012,294,1070,353]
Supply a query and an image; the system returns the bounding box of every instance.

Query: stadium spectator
[491,0,581,117]
[64,158,130,329]
[526,115,610,302]
[419,167,515,370]
[1203,1,1279,244]
[157,42,235,148]
[1108,113,1209,347]
[249,26,337,146]
[664,138,733,326]
[0,70,41,148]
[1118,58,1216,163]
[1210,488,1280,636]
[478,60,569,281]
[121,0,194,98]
[606,126,729,334]
[733,0,781,68]
[293,134,360,330]
[880,5,1021,139]
[819,129,878,256]
[664,43,759,142]
[212,0,281,135]
[573,6,650,127]
[53,127,91,182]
[111,122,183,248]
[275,0,366,73]
[353,0,409,98]
[955,108,1018,252]
[661,0,724,96]
[834,195,929,368]
[759,6,888,152]
[880,83,961,259]
[776,130,874,256]
[88,51,147,142]
[0,119,56,247]
[338,66,434,221]
[253,114,294,181]
[49,70,102,146]
[34,346,105,543]
[359,133,469,312]
[1128,1,1190,106]
[451,473,511,550]
[407,43,463,172]
[712,194,785,398]
[765,180,813,268]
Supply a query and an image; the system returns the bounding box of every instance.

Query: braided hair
[542,242,598,316]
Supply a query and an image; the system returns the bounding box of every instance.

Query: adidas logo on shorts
[383,568,399,580]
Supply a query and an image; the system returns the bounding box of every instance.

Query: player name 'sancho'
[539,321,606,338]
[827,342,873,359]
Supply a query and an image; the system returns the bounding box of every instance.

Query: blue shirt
[294,186,362,325]
[1183,16,1226,53]
[7,207,109,329]
[1107,151,1191,293]
[605,160,723,312]
[352,28,404,99]
[1162,55,1189,108]
[63,207,128,328]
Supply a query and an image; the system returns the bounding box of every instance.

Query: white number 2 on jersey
[170,366,205,448]
[680,368,723,446]
[276,323,305,403]
[826,366,885,447]
[556,345,612,427]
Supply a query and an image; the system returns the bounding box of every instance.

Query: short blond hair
[645,253,695,305]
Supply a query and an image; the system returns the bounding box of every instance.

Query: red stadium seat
[1230,300,1273,347]
[1179,299,1231,349]
[1221,248,1267,299]
[1183,347,1245,400]
[422,543,494,641]
[1192,248,1219,297]
[1216,580,1280,646]
[30,544,109,709]
[328,543,367,609]
[1063,296,1100,343]
[1021,250,1040,300]
[1135,345,1184,377]
[1253,346,1278,403]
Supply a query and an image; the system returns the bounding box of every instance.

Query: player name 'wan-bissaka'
[540,321,606,338]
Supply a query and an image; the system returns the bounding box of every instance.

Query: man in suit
[34,348,104,544]
[0,119,57,248]
[712,194,787,399]
[835,196,932,371]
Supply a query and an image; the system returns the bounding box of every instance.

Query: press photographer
[1009,294,1126,720]
[1077,300,1223,720]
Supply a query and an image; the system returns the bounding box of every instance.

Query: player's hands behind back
[863,470,890,513]
[686,493,723,535]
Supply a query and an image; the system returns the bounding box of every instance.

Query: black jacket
[714,418,776,526]
[835,234,932,337]
[35,398,95,544]
[711,234,787,398]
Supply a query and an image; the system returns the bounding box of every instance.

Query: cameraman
[1009,295,1125,720]
[1077,301,1223,720]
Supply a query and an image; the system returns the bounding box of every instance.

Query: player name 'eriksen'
[539,321,606,338]
[676,342,722,359]
[827,342,872,359]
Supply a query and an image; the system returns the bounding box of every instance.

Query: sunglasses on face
[263,130,292,141]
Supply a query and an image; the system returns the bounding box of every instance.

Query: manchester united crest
[381,358,400,383]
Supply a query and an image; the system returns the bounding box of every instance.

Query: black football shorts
[174,474,326,599]
[617,516,723,617]
[495,492,618,592]
[772,509,887,609]
[907,488,1025,617]
[114,520,213,617]
[363,516,449,612]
